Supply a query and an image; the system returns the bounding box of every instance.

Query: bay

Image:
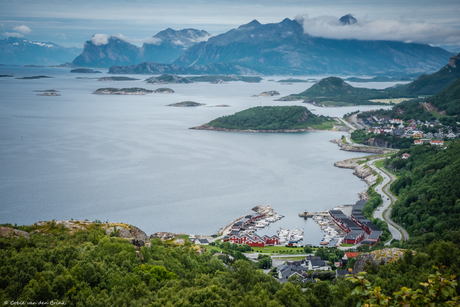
[0,67,395,244]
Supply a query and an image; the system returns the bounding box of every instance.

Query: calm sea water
[0,67,396,244]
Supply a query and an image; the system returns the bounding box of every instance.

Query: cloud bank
[3,25,32,38]
[13,25,32,35]
[90,33,161,45]
[3,32,24,38]
[296,15,460,45]
[90,33,110,45]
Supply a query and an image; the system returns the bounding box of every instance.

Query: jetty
[298,211,329,218]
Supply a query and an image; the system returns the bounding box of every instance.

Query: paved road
[367,158,409,244]
[337,117,357,131]
[350,113,365,129]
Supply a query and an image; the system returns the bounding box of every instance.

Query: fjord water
[0,67,393,244]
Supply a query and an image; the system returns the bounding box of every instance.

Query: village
[359,117,460,144]
[183,199,387,283]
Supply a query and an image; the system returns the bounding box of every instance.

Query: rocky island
[187,75,262,83]
[93,87,174,95]
[257,90,280,97]
[36,90,61,96]
[168,101,205,107]
[191,105,333,132]
[145,74,192,84]
[71,68,102,73]
[98,76,139,81]
[93,87,154,95]
[16,75,53,79]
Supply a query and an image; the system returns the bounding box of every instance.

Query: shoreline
[189,124,315,133]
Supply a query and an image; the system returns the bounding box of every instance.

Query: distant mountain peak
[238,20,261,29]
[339,14,357,25]
[448,53,460,68]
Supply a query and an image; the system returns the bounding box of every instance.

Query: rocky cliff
[353,248,410,273]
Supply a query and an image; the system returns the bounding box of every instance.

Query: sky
[1,0,460,49]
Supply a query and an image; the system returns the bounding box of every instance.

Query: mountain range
[171,18,451,75]
[72,28,211,68]
[1,16,454,75]
[0,37,81,65]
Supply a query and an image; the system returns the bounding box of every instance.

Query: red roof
[346,252,360,258]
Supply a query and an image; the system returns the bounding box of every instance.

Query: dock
[298,211,329,218]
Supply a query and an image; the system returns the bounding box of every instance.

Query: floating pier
[298,211,329,218]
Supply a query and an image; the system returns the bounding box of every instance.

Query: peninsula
[191,106,333,132]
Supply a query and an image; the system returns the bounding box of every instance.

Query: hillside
[388,142,460,238]
[401,53,460,96]
[424,76,460,116]
[1,221,460,306]
[194,106,333,131]
[282,77,411,106]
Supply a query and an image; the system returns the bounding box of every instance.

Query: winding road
[367,158,409,244]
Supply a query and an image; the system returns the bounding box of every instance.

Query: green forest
[386,142,460,238]
[206,106,333,130]
[1,223,460,306]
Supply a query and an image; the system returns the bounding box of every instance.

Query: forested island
[191,106,333,132]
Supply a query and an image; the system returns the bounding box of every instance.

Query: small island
[258,91,280,96]
[168,101,205,107]
[0,75,13,77]
[71,68,102,73]
[187,75,262,83]
[35,90,61,96]
[93,87,153,95]
[154,88,174,93]
[98,76,139,81]
[191,106,333,132]
[16,75,53,80]
[145,74,192,84]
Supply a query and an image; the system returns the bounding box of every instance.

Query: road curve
[367,158,409,244]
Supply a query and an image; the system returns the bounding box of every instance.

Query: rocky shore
[331,138,394,154]
[334,158,379,188]
[190,124,314,133]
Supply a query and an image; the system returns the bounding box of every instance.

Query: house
[424,132,434,139]
[401,153,410,159]
[345,252,360,259]
[263,235,280,245]
[430,140,444,146]
[278,261,307,280]
[413,132,423,138]
[344,230,364,244]
[446,133,457,139]
[391,119,403,124]
[414,140,423,145]
[195,238,209,245]
[307,259,331,271]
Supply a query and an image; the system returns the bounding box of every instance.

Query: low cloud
[13,25,32,35]
[296,15,460,45]
[3,32,24,38]
[117,34,161,45]
[91,33,110,45]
